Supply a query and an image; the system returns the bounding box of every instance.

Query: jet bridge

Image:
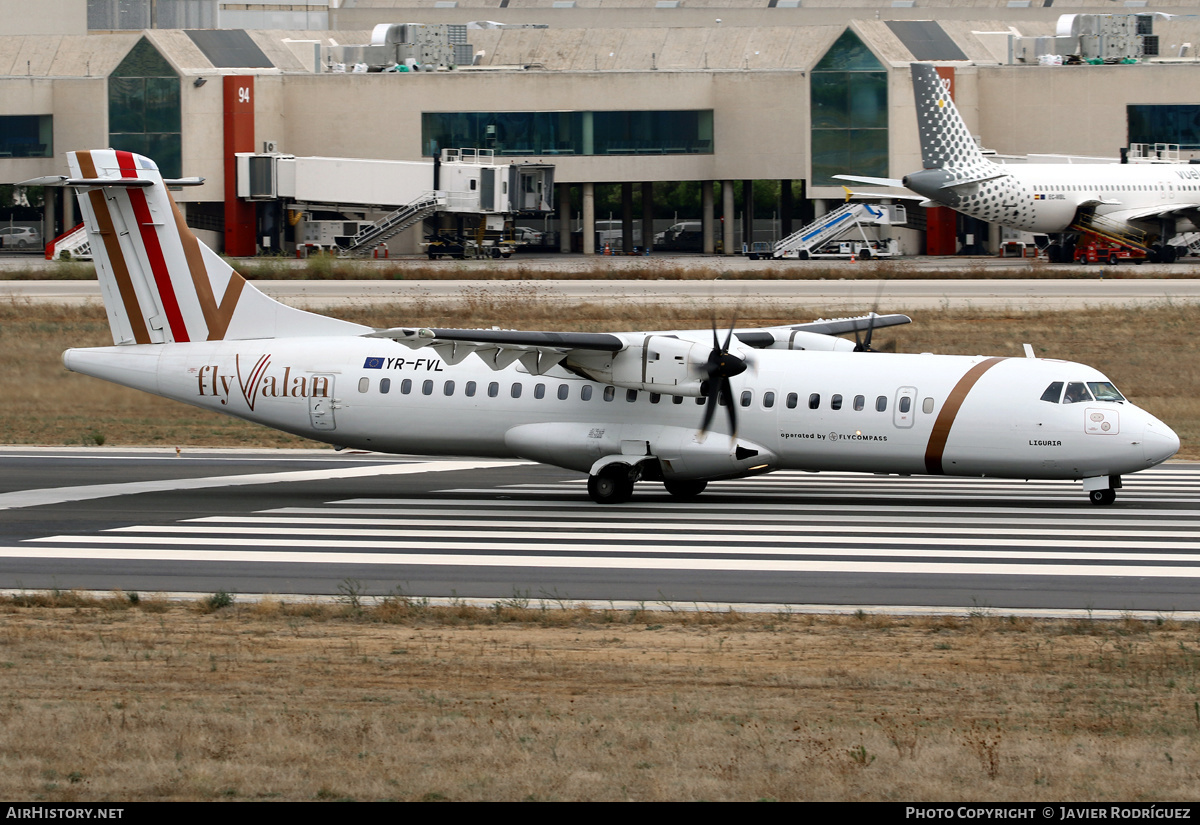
[235,149,554,254]
[764,202,905,260]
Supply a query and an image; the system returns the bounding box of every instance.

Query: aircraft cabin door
[308,373,337,431]
[893,386,917,428]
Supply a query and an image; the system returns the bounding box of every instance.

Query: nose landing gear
[1084,475,1121,506]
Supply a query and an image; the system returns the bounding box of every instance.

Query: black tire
[588,466,634,504]
[1078,254,1089,265]
[1046,243,1062,263]
[664,480,707,499]
[1108,254,1119,266]
[859,248,872,260]
[797,250,810,261]
[1089,488,1116,505]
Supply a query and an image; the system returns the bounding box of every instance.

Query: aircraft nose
[1142,416,1180,466]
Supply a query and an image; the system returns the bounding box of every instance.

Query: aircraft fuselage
[64,338,1178,485]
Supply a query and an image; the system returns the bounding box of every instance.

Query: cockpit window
[1040,381,1063,403]
[1062,382,1094,404]
[1087,381,1124,402]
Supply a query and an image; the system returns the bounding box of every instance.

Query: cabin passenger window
[899,396,911,414]
[380,378,391,394]
[465,381,477,397]
[444,381,455,396]
[581,385,593,401]
[402,379,412,394]
[763,391,775,408]
[922,397,935,414]
[627,389,638,402]
[876,395,887,412]
[808,393,820,410]
[740,391,752,407]
[558,384,569,400]
[604,386,615,402]
[358,377,369,393]
[786,393,798,409]
[650,393,661,404]
[511,383,523,398]
[1063,382,1093,404]
[1040,382,1063,404]
[534,383,546,399]
[422,380,434,396]
[672,395,684,405]
[488,382,499,398]
[854,395,865,411]
[830,394,842,411]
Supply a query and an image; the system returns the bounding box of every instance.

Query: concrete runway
[1,448,1197,616]
[5,271,1200,312]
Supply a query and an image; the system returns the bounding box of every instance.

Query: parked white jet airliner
[29,150,1178,504]
[837,63,1200,262]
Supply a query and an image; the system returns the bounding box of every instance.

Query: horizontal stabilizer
[832,174,905,188]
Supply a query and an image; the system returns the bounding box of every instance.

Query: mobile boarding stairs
[751,202,905,260]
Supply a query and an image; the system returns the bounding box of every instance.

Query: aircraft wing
[367,313,912,377]
[1101,202,1200,225]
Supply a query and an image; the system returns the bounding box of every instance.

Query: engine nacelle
[775,330,857,352]
[567,334,708,397]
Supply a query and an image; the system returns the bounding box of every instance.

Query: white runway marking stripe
[0,460,524,511]
[110,523,1200,544]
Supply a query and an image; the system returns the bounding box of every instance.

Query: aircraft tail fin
[910,63,991,173]
[55,150,365,346]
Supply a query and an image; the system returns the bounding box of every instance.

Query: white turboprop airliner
[836,63,1200,262]
[28,150,1178,504]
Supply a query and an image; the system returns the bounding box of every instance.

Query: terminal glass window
[421,110,713,157]
[810,29,888,186]
[1128,105,1200,151]
[108,37,182,178]
[0,115,52,158]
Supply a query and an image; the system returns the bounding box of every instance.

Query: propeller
[853,312,879,352]
[699,319,749,437]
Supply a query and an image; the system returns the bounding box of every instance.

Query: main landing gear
[586,463,709,504]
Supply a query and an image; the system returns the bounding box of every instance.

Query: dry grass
[0,594,1198,801]
[5,256,1200,281]
[1,292,1196,456]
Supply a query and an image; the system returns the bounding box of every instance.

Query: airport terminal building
[7,0,1200,256]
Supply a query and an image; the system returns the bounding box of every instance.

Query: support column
[42,188,55,253]
[780,179,793,240]
[721,180,734,256]
[557,181,571,253]
[63,183,75,232]
[582,182,595,255]
[702,180,714,255]
[641,182,654,254]
[621,182,634,254]
[741,179,753,253]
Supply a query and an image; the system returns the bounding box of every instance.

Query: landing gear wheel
[588,466,634,504]
[1089,488,1116,506]
[664,480,707,499]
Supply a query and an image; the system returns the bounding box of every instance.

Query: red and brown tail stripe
[924,357,1007,475]
[168,190,245,341]
[76,151,151,345]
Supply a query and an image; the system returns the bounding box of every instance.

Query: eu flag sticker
[363,356,385,369]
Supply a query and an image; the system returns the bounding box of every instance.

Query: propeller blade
[723,377,738,437]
